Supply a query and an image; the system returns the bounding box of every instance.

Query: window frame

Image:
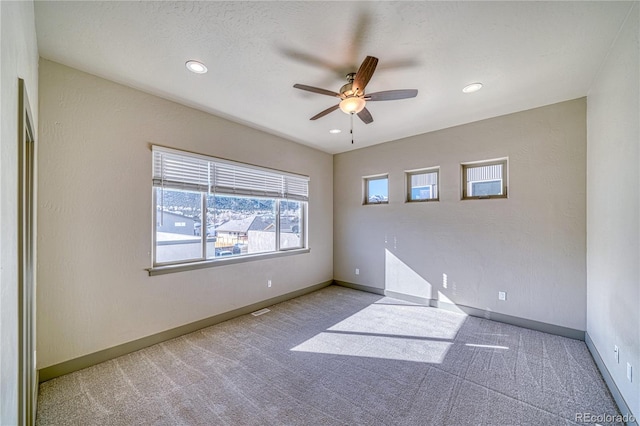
[278,199,306,251]
[363,174,389,205]
[406,167,439,203]
[461,158,508,200]
[149,146,309,275]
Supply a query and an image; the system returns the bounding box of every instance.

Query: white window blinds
[152,146,309,201]
[152,148,210,192]
[466,163,502,182]
[411,172,438,187]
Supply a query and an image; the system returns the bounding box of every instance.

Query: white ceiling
[34,1,633,154]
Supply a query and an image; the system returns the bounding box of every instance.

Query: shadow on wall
[380,245,587,342]
[383,246,472,315]
[384,248,433,301]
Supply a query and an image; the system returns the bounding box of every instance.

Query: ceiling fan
[293,56,418,124]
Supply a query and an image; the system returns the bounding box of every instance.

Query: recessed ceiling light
[329,129,342,134]
[462,82,483,93]
[185,60,208,74]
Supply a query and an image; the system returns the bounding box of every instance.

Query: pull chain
[350,112,354,144]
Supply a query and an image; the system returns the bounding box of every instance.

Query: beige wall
[334,98,587,330]
[37,59,333,368]
[1,1,39,424]
[586,3,639,418]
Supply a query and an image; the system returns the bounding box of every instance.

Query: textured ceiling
[34,1,633,154]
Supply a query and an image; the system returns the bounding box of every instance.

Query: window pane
[408,170,438,201]
[155,188,202,263]
[280,200,303,249]
[206,194,276,259]
[471,180,502,196]
[366,177,388,204]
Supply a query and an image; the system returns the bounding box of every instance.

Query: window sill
[147,248,310,276]
[461,195,508,200]
[406,199,439,203]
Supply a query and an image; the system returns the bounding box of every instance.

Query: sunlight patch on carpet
[290,331,453,363]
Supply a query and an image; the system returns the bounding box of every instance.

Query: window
[364,175,389,204]
[462,159,507,199]
[406,168,439,202]
[152,146,308,271]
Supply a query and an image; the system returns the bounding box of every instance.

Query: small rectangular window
[406,168,439,202]
[364,175,388,204]
[461,159,507,199]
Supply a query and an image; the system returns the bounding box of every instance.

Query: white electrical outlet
[267,279,272,288]
[614,345,619,363]
[627,363,633,382]
[355,268,360,275]
[498,291,506,301]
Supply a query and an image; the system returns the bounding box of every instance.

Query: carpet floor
[36,285,621,425]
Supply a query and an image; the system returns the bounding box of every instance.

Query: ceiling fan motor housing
[340,83,355,97]
[340,73,359,97]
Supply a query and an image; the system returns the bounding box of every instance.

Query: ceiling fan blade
[366,89,418,101]
[357,107,373,124]
[294,84,341,98]
[352,56,378,95]
[281,48,343,74]
[310,104,340,120]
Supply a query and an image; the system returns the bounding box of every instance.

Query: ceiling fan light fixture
[462,82,483,93]
[185,60,208,74]
[339,97,366,114]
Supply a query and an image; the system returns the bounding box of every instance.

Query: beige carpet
[36,285,621,425]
